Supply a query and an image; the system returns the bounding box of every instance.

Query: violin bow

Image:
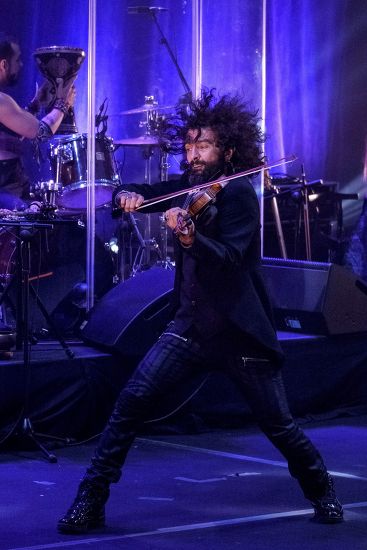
[136,154,298,211]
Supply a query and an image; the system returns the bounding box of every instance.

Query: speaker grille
[81,267,175,355]
[261,258,367,334]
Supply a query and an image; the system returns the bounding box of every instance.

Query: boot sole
[310,515,344,524]
[57,518,105,534]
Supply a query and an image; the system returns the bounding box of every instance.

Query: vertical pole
[192,0,203,98]
[86,0,96,311]
[260,0,267,256]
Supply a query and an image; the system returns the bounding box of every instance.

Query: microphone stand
[149,10,192,100]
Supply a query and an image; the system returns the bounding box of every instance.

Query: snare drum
[49,134,120,209]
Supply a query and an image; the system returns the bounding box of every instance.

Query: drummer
[0,32,76,209]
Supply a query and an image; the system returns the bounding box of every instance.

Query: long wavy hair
[160,89,265,172]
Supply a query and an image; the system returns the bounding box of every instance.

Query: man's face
[185,127,225,184]
[5,42,22,86]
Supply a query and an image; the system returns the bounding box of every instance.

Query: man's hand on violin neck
[165,207,195,248]
[118,191,144,212]
[164,207,188,231]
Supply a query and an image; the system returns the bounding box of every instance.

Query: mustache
[180,160,206,171]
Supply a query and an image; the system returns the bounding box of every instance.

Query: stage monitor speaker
[261,257,367,335]
[81,267,175,356]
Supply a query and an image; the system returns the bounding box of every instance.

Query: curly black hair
[161,89,265,172]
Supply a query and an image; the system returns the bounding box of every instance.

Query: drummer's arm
[0,80,76,139]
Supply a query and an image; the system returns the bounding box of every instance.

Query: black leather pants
[85,330,328,499]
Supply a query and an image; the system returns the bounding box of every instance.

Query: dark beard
[7,74,18,86]
[188,162,224,186]
[6,69,19,87]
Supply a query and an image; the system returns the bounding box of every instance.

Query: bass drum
[49,133,120,210]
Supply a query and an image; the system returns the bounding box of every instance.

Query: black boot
[310,474,343,523]
[58,479,110,534]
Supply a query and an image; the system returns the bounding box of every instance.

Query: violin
[136,155,297,220]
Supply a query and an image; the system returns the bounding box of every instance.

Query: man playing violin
[58,90,343,534]
[0,32,75,209]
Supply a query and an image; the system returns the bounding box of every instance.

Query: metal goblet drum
[33,46,86,134]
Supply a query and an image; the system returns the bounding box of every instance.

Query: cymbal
[119,104,173,115]
[114,135,161,147]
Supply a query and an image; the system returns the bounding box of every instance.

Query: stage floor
[1,332,367,548]
[1,415,367,550]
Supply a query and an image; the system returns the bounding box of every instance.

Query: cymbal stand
[142,144,155,267]
[0,221,75,462]
[157,150,174,269]
[129,212,147,276]
[140,108,164,268]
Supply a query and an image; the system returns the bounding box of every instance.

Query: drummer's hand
[56,76,76,107]
[33,80,51,105]
[26,80,52,114]
[118,191,144,212]
[65,84,76,108]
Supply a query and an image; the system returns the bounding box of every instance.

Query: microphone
[127,6,168,14]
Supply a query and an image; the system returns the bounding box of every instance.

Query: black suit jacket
[113,175,284,363]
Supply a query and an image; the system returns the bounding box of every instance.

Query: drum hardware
[107,211,164,281]
[95,97,109,137]
[0,219,76,461]
[264,166,313,261]
[264,171,287,259]
[131,231,162,277]
[155,150,175,270]
[0,219,76,357]
[118,103,173,116]
[33,46,86,135]
[104,236,120,284]
[316,191,359,264]
[263,175,356,262]
[114,135,161,147]
[0,324,16,358]
[296,164,312,260]
[156,213,175,270]
[122,4,193,272]
[114,95,178,275]
[115,135,162,268]
[32,180,62,213]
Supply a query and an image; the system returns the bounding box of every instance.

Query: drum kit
[0,45,176,347]
[28,47,174,283]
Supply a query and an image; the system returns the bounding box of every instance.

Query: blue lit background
[2,0,367,229]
